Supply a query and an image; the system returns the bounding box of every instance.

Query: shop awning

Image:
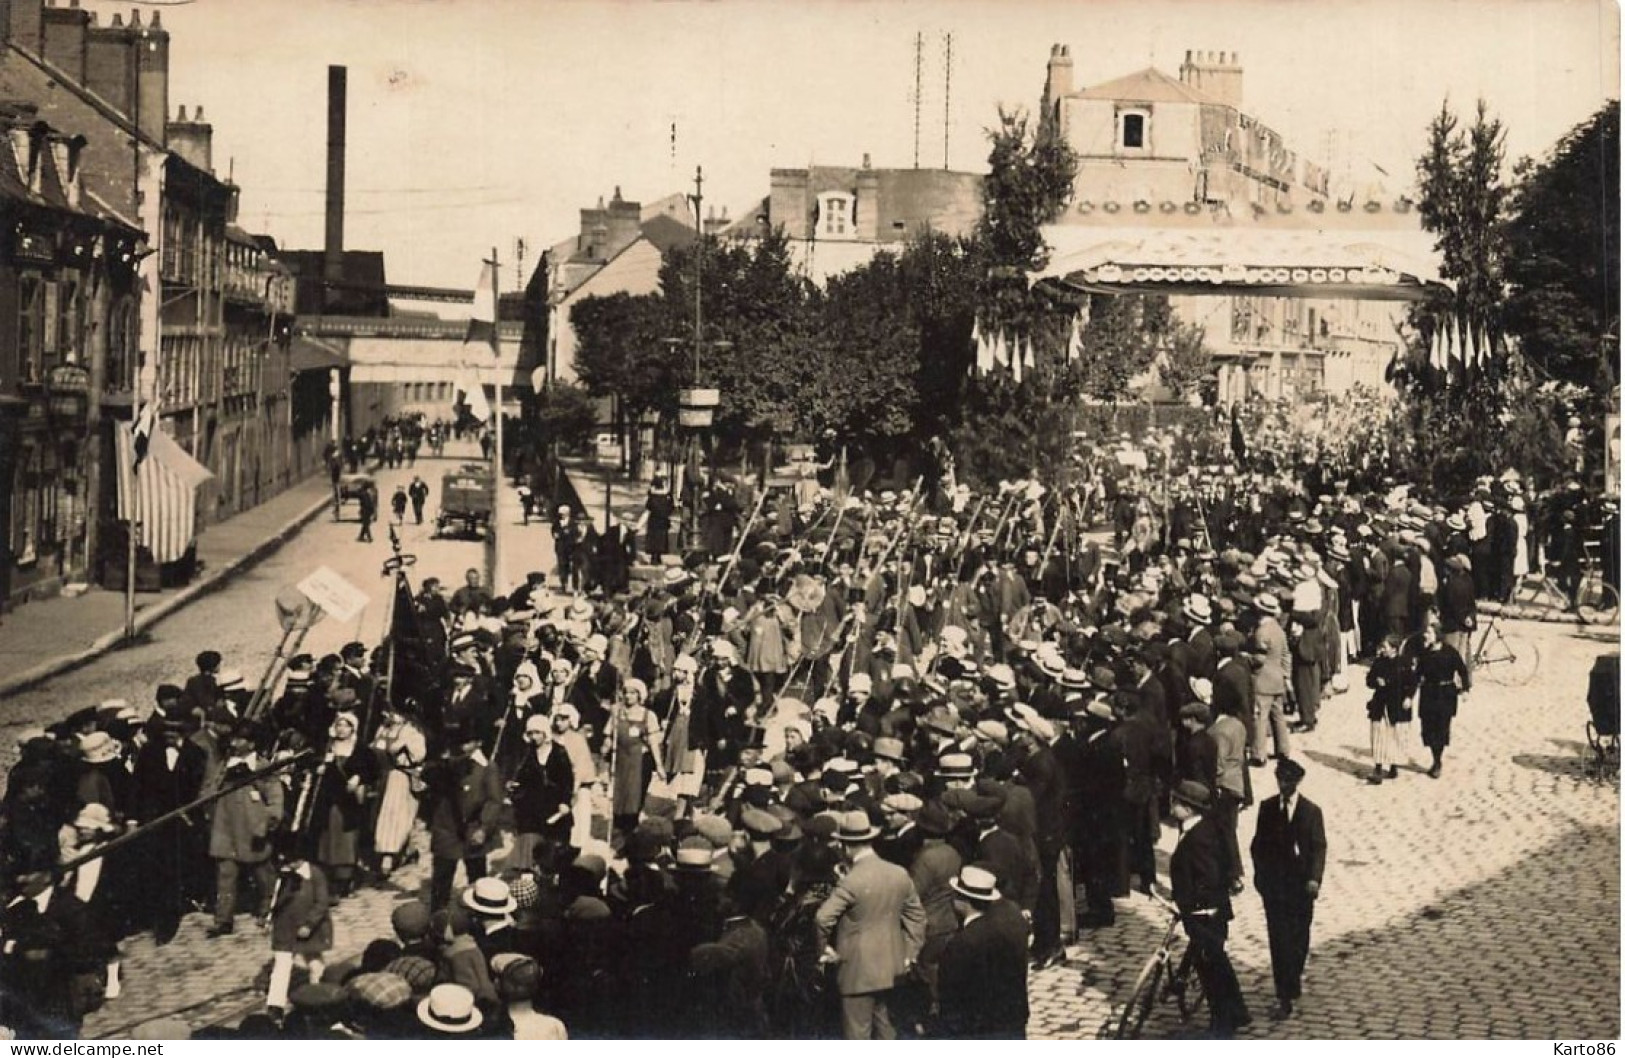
[1030,224,1449,301]
[287,335,350,373]
[113,423,216,563]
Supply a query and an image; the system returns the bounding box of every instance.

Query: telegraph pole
[489,247,505,593]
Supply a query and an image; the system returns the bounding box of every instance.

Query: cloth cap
[974,719,1009,746]
[1276,758,1307,782]
[873,737,907,762]
[384,956,438,994]
[733,808,776,838]
[693,814,734,848]
[882,792,923,814]
[1172,780,1213,810]
[348,972,413,1012]
[391,900,432,940]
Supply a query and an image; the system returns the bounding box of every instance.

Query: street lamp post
[673,165,733,550]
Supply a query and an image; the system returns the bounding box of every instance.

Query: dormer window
[818,192,853,239]
[1118,108,1150,152]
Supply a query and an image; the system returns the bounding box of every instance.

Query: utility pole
[488,247,505,594]
[943,32,953,170]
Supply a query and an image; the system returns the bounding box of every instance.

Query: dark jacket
[422,754,504,860]
[1250,793,1328,906]
[934,900,1030,1039]
[1170,814,1235,920]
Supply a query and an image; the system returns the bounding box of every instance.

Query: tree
[1078,294,1174,401]
[1157,318,1214,403]
[570,291,679,475]
[1502,101,1619,391]
[530,381,598,454]
[1403,98,1509,392]
[952,106,1083,485]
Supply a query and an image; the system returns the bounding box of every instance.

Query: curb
[0,492,334,700]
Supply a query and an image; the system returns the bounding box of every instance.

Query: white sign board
[297,566,370,624]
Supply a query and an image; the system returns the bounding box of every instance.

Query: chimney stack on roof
[1179,47,1243,110]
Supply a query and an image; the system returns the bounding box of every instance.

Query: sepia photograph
[0,0,1617,1042]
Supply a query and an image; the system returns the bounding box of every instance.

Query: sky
[78,0,1620,292]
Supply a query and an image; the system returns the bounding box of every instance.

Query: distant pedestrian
[358,484,377,543]
[518,485,534,525]
[409,476,430,525]
[391,485,408,525]
[1249,758,1326,1021]
[644,477,674,561]
[1415,621,1470,779]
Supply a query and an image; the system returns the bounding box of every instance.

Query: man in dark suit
[815,811,928,1040]
[1249,757,1327,1020]
[932,866,1029,1039]
[420,728,505,911]
[1169,780,1250,1037]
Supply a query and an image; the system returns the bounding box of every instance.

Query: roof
[639,213,697,253]
[1073,67,1216,106]
[1032,224,1447,301]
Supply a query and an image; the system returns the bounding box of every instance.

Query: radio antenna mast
[943,32,953,169]
[913,31,923,169]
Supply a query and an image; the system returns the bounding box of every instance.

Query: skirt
[373,770,419,857]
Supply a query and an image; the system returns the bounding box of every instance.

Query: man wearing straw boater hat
[814,810,928,1039]
[932,864,1030,1039]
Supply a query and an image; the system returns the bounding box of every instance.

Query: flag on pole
[1065,314,1084,364]
[453,370,491,423]
[464,260,498,355]
[132,397,157,471]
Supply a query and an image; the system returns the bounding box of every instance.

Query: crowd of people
[0,413,1614,1040]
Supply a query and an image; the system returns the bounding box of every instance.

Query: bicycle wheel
[1477,628,1540,687]
[1117,961,1166,1040]
[1576,579,1620,627]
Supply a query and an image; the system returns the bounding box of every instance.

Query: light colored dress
[372,717,427,857]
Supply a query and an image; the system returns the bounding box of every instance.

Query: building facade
[1042,44,1412,403]
[0,104,144,606]
[729,156,982,285]
[0,1,304,608]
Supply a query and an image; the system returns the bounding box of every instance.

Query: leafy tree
[952,107,1082,484]
[570,290,679,475]
[1502,101,1619,391]
[1157,318,1214,403]
[1078,294,1174,401]
[530,380,598,454]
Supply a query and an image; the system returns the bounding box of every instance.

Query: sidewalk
[0,474,335,698]
[560,456,650,532]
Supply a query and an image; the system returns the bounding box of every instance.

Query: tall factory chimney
[324,64,347,301]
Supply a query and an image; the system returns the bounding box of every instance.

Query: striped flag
[464,260,498,354]
[114,421,215,563]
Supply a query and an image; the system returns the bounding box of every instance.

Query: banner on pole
[297,566,370,624]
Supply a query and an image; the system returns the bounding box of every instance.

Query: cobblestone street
[1028,620,1621,1040]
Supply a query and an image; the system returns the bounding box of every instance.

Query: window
[55,275,81,366]
[106,297,136,393]
[1119,109,1149,151]
[818,193,852,239]
[17,274,42,382]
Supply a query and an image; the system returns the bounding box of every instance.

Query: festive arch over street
[1030,221,1448,302]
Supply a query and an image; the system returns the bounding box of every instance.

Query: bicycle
[1574,542,1620,627]
[1470,611,1540,687]
[1101,893,1208,1040]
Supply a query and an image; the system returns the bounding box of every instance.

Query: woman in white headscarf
[371,705,427,876]
[652,654,705,804]
[311,711,377,897]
